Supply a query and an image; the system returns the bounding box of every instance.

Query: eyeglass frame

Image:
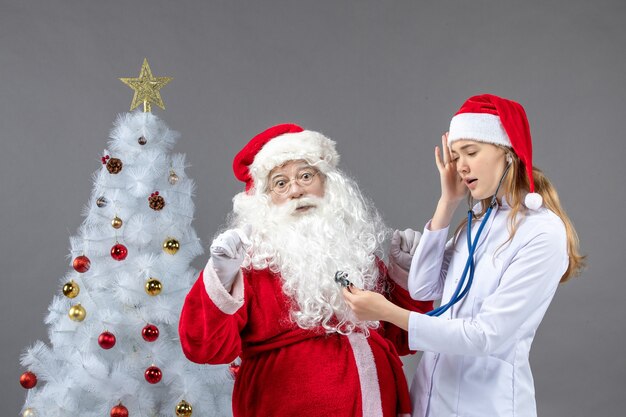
[268,166,323,195]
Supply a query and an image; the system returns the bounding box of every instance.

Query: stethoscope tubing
[425,160,512,317]
[426,207,491,317]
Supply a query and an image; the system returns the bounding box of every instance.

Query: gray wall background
[2,1,624,415]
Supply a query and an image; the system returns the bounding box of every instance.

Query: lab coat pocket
[484,355,514,414]
[461,355,514,416]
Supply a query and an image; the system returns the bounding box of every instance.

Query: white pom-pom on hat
[524,192,543,210]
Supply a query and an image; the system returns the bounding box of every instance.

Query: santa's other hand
[390,228,421,271]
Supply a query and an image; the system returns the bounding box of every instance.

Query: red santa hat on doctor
[233,123,339,193]
[448,93,543,210]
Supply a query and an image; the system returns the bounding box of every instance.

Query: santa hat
[233,123,339,193]
[448,94,542,210]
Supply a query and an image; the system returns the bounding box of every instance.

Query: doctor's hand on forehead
[431,132,468,231]
[435,132,467,205]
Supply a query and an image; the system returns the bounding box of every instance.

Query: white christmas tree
[19,60,234,417]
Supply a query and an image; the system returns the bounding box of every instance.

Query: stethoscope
[426,160,512,317]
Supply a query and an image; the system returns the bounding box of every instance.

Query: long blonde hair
[455,149,585,283]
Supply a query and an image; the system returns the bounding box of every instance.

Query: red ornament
[142,324,159,342]
[110,403,129,417]
[110,244,128,261]
[98,331,116,349]
[19,371,37,389]
[229,362,240,379]
[144,365,162,384]
[72,255,91,273]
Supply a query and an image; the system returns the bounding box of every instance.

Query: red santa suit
[179,261,432,417]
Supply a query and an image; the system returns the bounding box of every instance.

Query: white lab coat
[407,199,568,417]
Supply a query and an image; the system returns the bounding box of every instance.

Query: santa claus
[179,124,432,417]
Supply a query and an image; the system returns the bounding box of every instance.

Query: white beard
[229,170,389,334]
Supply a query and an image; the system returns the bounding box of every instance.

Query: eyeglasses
[269,168,321,195]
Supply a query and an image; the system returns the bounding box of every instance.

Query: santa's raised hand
[209,226,252,291]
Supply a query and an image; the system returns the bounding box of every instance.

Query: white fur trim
[249,130,339,184]
[348,333,383,417]
[448,113,511,148]
[202,261,244,315]
[524,192,543,210]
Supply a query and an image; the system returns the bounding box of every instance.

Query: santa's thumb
[235,225,253,249]
[390,230,402,256]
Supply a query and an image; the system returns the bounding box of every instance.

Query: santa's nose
[288,182,305,198]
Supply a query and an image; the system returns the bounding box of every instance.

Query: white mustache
[275,196,324,216]
[294,197,320,209]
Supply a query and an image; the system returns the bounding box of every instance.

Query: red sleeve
[376,259,433,356]
[178,269,248,364]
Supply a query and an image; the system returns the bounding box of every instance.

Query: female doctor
[343,94,585,417]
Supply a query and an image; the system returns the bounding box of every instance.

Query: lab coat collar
[470,196,511,216]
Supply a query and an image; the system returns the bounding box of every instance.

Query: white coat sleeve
[407,225,568,355]
[407,220,455,301]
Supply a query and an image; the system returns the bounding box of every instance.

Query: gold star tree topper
[120,58,172,113]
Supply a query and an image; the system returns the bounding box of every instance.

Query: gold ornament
[62,281,80,298]
[175,400,193,417]
[119,58,172,113]
[22,408,36,417]
[68,304,86,322]
[145,278,163,296]
[162,238,180,255]
[111,216,123,229]
[168,170,179,185]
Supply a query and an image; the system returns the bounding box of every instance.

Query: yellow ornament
[111,216,123,229]
[175,400,193,417]
[119,58,172,113]
[68,304,86,322]
[145,278,163,296]
[22,408,36,417]
[162,238,180,255]
[62,281,80,298]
